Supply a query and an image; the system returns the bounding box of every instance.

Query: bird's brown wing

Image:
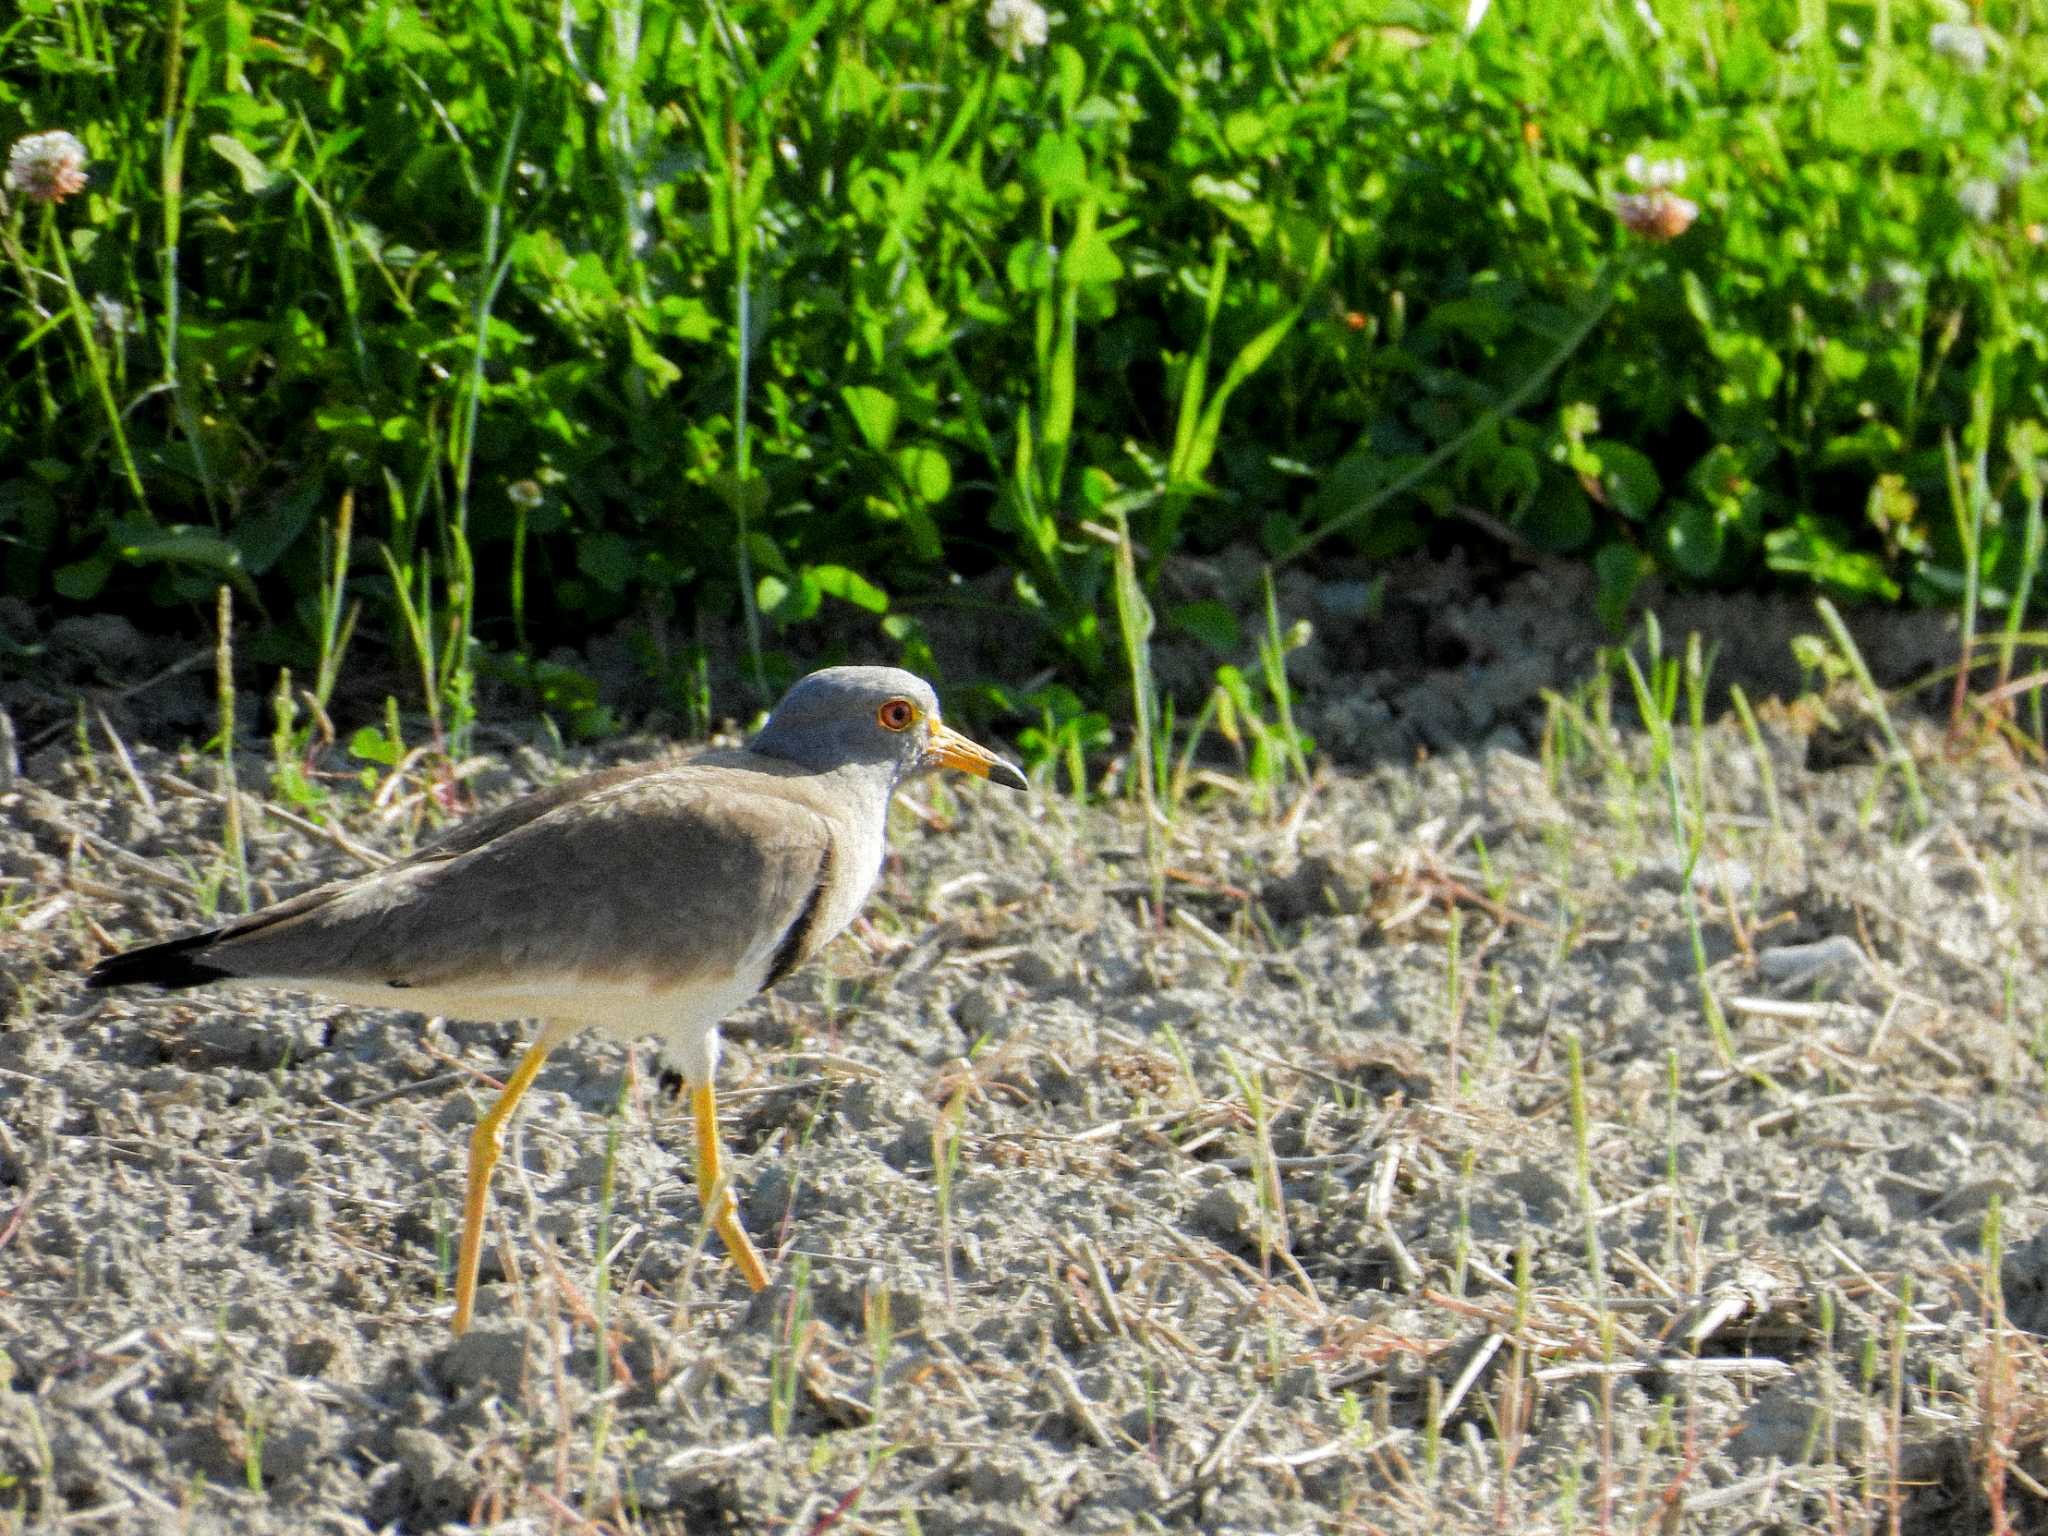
[89,757,690,990]
[402,757,680,865]
[193,768,840,994]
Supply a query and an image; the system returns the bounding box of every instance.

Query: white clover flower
[90,294,130,338]
[1616,152,1696,240]
[2002,137,2031,185]
[1957,177,1999,223]
[986,0,1050,62]
[1929,22,1988,72]
[1615,192,1699,240]
[1623,154,1687,191]
[6,130,88,205]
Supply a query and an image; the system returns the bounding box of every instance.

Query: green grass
[3,0,2044,740]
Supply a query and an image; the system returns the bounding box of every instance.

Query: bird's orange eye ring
[877,698,917,731]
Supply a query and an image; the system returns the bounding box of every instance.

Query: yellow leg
[452,1039,555,1336]
[692,1081,770,1291]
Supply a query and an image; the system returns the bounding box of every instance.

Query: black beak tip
[990,758,1029,792]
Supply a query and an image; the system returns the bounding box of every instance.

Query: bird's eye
[877,698,917,731]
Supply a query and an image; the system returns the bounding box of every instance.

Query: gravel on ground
[3,633,2046,1534]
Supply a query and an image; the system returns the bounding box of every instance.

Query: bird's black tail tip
[86,931,232,992]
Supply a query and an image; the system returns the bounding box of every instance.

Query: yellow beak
[925,721,1028,790]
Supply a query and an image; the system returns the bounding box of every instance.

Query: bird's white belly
[254,965,767,1052]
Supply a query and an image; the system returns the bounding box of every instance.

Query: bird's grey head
[751,666,1027,791]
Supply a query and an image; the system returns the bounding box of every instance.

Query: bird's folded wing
[398,754,751,866]
[198,770,837,993]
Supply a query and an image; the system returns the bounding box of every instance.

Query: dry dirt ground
[3,627,2048,1534]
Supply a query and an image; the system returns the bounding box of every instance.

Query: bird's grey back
[194,757,892,994]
